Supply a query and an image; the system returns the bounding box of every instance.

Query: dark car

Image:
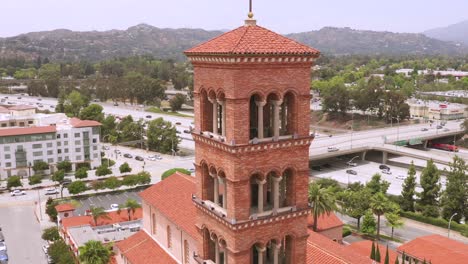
[346,169,357,175]
[123,153,133,158]
[322,163,332,168]
[61,178,72,186]
[145,115,152,118]
[379,164,390,171]
[311,166,322,171]
[135,156,144,161]
[0,250,8,262]
[183,129,191,134]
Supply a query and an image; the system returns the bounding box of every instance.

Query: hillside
[0,24,466,62]
[424,20,468,45]
[287,27,467,56]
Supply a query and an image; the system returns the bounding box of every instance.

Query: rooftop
[0,125,56,137]
[397,234,468,264]
[139,172,198,240]
[61,208,143,230]
[185,24,319,56]
[348,240,398,264]
[307,212,344,231]
[69,117,101,128]
[55,203,75,213]
[115,230,177,264]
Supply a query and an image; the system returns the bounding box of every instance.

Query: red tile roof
[0,126,56,137]
[397,234,468,264]
[306,231,372,264]
[348,240,398,264]
[185,24,319,56]
[69,117,101,128]
[308,212,344,231]
[55,203,75,212]
[139,172,198,240]
[61,208,142,230]
[115,230,177,264]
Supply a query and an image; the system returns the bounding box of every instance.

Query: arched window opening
[201,163,214,201]
[250,173,275,215]
[249,94,261,140]
[200,90,213,132]
[279,169,294,208]
[280,93,295,136]
[217,172,227,209]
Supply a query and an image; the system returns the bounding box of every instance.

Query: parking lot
[310,157,448,195]
[73,190,142,216]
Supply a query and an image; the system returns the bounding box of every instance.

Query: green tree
[79,240,112,264]
[67,180,87,194]
[32,161,49,173]
[361,210,377,235]
[28,175,43,185]
[417,159,441,217]
[385,205,404,238]
[147,118,180,154]
[119,162,132,173]
[56,160,72,172]
[370,192,391,240]
[48,240,75,264]
[375,244,381,262]
[339,188,371,230]
[169,93,186,111]
[104,176,121,189]
[321,77,350,115]
[101,115,117,141]
[384,244,390,264]
[7,176,23,189]
[441,156,467,222]
[122,199,142,221]
[45,198,59,221]
[161,168,191,180]
[38,63,61,97]
[308,183,337,232]
[370,241,376,260]
[41,227,60,242]
[366,173,390,195]
[79,104,104,122]
[51,170,65,185]
[96,165,112,176]
[64,90,89,117]
[89,206,111,226]
[401,161,417,212]
[75,167,88,179]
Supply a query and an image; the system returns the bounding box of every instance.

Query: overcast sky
[1,0,467,37]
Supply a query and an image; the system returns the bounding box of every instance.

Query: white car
[147,155,157,161]
[45,188,59,195]
[110,204,119,210]
[10,190,26,196]
[0,241,6,251]
[42,244,50,255]
[347,161,357,167]
[381,169,392,175]
[396,175,406,180]
[327,147,339,152]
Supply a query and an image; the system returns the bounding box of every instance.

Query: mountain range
[424,20,468,45]
[0,23,467,62]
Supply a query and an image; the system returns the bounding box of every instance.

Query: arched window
[167,225,172,248]
[280,92,295,136]
[184,240,190,264]
[249,94,261,139]
[151,213,157,234]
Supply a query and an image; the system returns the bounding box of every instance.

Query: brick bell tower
[185,7,320,264]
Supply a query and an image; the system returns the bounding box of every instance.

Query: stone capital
[256,179,267,185]
[272,176,283,182]
[255,100,267,107]
[208,97,217,104]
[255,246,266,252]
[272,100,283,107]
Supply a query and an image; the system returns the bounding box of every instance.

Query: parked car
[135,156,144,161]
[346,161,357,167]
[10,190,26,196]
[145,115,152,118]
[42,244,50,255]
[379,165,390,171]
[396,175,406,180]
[327,146,339,152]
[115,149,121,154]
[45,188,59,195]
[421,128,428,131]
[175,122,181,125]
[183,129,191,134]
[110,204,119,210]
[436,125,443,129]
[0,241,6,251]
[147,155,162,161]
[123,153,133,158]
[61,178,72,186]
[188,168,195,173]
[381,169,392,175]
[346,169,357,175]
[0,250,8,262]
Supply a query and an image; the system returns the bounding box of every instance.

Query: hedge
[161,168,191,180]
[90,172,151,191]
[401,211,468,237]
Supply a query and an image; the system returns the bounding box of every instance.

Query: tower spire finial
[245,0,256,26]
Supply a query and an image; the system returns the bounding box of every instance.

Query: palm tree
[308,183,337,232]
[370,192,390,240]
[79,240,111,264]
[123,199,141,221]
[89,206,111,226]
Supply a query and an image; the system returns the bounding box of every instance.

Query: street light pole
[448,213,458,238]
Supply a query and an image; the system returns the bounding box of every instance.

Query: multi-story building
[408,99,468,120]
[0,115,102,179]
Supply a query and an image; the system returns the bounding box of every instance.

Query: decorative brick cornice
[188,55,316,65]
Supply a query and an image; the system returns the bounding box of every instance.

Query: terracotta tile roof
[69,117,101,128]
[55,203,75,212]
[307,212,344,231]
[115,230,177,264]
[348,240,398,264]
[307,231,372,264]
[61,208,142,230]
[0,126,56,137]
[185,24,319,56]
[139,172,198,240]
[397,234,468,264]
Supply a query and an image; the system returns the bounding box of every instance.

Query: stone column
[273,243,282,264]
[280,101,287,135]
[256,179,267,213]
[211,173,219,204]
[256,101,267,139]
[218,100,226,137]
[215,240,220,264]
[273,176,283,211]
[209,98,218,134]
[273,100,283,139]
[256,246,266,264]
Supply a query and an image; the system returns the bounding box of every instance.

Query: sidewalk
[402,217,468,244]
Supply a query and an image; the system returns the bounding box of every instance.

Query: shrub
[75,167,88,179]
[7,176,22,189]
[42,227,60,241]
[342,225,352,237]
[46,200,59,221]
[67,180,87,195]
[56,161,72,172]
[96,165,112,176]
[29,175,43,185]
[122,175,139,186]
[104,176,121,189]
[161,168,190,180]
[33,161,49,172]
[101,158,115,167]
[119,162,132,173]
[76,162,91,170]
[136,171,151,184]
[51,170,65,183]
[90,180,106,191]
[48,240,75,264]
[401,211,468,237]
